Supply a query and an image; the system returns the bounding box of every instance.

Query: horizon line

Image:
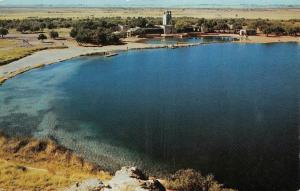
[0,4,300,9]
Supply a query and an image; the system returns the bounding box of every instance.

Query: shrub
[70,28,78,38]
[37,33,47,41]
[165,169,236,191]
[49,31,59,39]
[0,28,8,38]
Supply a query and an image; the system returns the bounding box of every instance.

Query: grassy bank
[0,134,111,190]
[0,39,68,66]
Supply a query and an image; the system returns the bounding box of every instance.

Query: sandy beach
[205,34,300,43]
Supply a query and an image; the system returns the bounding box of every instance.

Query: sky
[0,0,299,7]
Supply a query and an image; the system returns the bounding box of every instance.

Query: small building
[201,25,209,33]
[161,25,176,34]
[143,28,164,34]
[127,27,163,37]
[240,29,257,36]
[126,27,141,37]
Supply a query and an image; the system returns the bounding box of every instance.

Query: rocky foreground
[0,133,111,190]
[66,167,166,191]
[0,133,236,191]
[0,132,166,191]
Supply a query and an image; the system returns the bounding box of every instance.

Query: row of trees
[0,17,159,33]
[0,18,74,33]
[70,20,121,45]
[173,18,246,32]
[37,31,60,41]
[0,17,299,45]
[248,19,300,36]
[173,17,300,35]
[0,26,60,40]
[1,17,299,35]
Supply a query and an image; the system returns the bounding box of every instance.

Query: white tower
[163,11,172,26]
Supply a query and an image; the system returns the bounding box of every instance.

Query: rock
[64,167,166,191]
[104,167,165,191]
[64,179,105,191]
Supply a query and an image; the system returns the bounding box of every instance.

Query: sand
[205,34,300,43]
[0,7,299,20]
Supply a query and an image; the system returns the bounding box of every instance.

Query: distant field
[0,7,299,20]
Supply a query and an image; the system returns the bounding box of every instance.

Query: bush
[49,31,59,39]
[17,23,30,33]
[165,169,236,191]
[70,28,78,38]
[0,28,8,38]
[37,33,47,41]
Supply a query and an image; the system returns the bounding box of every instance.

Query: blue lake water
[0,43,299,191]
[144,36,237,45]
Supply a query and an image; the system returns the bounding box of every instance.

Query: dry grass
[43,28,72,38]
[164,169,237,191]
[0,159,111,190]
[0,39,67,66]
[0,8,299,20]
[0,135,112,190]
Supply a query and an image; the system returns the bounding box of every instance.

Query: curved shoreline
[0,35,299,85]
[0,42,207,85]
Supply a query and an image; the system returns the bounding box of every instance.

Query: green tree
[16,23,30,33]
[262,27,273,36]
[40,23,46,31]
[38,33,47,41]
[175,20,192,32]
[31,24,40,32]
[49,31,59,39]
[70,28,78,38]
[0,28,8,38]
[286,26,300,36]
[214,22,229,31]
[272,25,285,35]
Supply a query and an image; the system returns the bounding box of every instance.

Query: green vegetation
[0,28,8,38]
[70,20,121,45]
[0,18,73,33]
[49,30,59,39]
[0,17,299,45]
[172,17,300,35]
[37,33,47,41]
[247,19,300,36]
[165,169,236,191]
[0,17,300,36]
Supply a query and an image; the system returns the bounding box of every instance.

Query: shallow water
[0,43,299,190]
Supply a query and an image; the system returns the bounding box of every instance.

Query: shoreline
[0,42,194,85]
[0,35,299,85]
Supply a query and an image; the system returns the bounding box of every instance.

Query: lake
[0,43,299,191]
[144,36,237,45]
